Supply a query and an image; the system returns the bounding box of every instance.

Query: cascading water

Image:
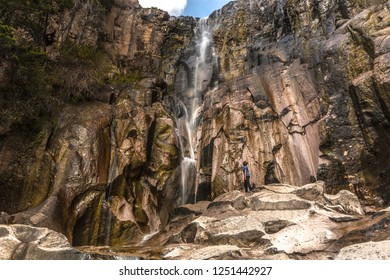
[175,101,196,205]
[174,17,218,205]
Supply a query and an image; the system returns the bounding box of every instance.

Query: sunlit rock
[324,190,365,215]
[0,225,85,260]
[163,245,243,260]
[336,241,390,260]
[152,182,375,259]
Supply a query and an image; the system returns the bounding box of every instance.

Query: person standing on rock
[242,161,251,193]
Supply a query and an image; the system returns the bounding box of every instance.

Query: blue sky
[138,0,233,18]
[184,0,233,18]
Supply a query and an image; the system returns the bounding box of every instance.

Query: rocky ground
[3,181,389,260]
[152,182,390,260]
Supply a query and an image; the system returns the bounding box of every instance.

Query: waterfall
[173,98,196,205]
[174,17,218,205]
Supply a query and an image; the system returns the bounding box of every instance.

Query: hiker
[242,161,251,193]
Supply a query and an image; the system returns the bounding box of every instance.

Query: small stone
[324,190,365,215]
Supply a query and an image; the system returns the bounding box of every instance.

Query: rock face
[0,0,390,249]
[0,0,196,246]
[191,0,390,203]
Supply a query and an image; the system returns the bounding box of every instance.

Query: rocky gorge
[0,0,390,259]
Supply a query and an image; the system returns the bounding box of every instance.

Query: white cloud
[138,0,187,16]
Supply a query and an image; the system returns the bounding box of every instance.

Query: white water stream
[177,17,217,204]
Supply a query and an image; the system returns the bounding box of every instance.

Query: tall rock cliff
[190,0,390,203]
[0,0,389,247]
[0,0,197,245]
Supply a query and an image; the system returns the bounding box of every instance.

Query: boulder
[324,190,365,215]
[0,225,86,260]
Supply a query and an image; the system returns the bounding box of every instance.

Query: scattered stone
[328,216,362,222]
[293,181,325,201]
[154,181,372,259]
[209,230,268,247]
[264,220,294,234]
[231,195,249,210]
[207,201,233,210]
[324,190,365,215]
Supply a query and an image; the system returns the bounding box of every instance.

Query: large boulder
[0,224,86,260]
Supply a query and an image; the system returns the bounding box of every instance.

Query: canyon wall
[0,0,389,246]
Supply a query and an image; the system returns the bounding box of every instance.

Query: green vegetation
[0,18,54,126]
[0,0,74,46]
[0,1,114,131]
[110,70,143,85]
[0,0,151,134]
[56,42,111,100]
[0,27,110,131]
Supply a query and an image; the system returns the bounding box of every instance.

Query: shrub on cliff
[0,0,112,132]
[0,0,73,46]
